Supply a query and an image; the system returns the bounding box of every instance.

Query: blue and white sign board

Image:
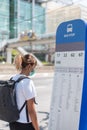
[48,19,87,130]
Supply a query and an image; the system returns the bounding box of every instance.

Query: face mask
[29,70,35,76]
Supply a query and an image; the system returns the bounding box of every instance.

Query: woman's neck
[20,70,30,76]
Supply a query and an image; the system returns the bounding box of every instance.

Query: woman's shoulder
[10,74,19,80]
[11,74,30,81]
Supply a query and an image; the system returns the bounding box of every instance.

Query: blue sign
[56,19,86,44]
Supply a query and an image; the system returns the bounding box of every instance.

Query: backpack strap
[10,76,30,89]
[19,101,27,113]
[26,103,29,122]
[19,100,29,122]
[16,76,29,83]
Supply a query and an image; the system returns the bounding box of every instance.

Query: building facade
[0,0,9,41]
[46,4,87,34]
[0,0,46,41]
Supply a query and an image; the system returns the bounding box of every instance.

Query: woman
[9,54,40,130]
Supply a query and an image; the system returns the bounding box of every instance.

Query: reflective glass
[0,0,9,41]
[19,1,45,35]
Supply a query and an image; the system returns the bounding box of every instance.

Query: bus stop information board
[48,19,87,130]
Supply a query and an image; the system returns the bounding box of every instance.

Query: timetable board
[48,19,87,130]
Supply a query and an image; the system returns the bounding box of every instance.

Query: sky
[45,0,87,10]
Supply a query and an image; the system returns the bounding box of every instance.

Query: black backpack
[0,76,29,123]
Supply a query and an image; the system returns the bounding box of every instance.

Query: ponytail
[14,54,37,70]
[14,54,23,70]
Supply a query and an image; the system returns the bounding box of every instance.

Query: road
[0,72,54,130]
[33,76,53,130]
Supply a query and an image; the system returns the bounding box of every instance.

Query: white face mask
[29,70,35,76]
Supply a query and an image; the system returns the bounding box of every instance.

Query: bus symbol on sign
[67,24,73,33]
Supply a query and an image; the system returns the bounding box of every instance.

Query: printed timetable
[48,51,84,130]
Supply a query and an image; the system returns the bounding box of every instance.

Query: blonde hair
[14,54,37,70]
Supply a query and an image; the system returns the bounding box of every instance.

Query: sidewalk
[0,72,54,80]
[0,64,54,74]
[0,64,54,80]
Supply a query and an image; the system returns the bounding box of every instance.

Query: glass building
[0,0,46,40]
[0,0,9,41]
[19,0,45,36]
[9,0,18,39]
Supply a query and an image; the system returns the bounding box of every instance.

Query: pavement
[0,64,54,80]
[0,63,54,74]
[0,72,54,80]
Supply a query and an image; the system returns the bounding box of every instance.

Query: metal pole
[32,0,35,32]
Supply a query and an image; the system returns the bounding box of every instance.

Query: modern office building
[0,0,46,41]
[46,4,87,34]
[0,0,9,41]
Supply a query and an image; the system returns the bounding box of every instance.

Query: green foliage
[12,49,19,56]
[42,61,53,66]
[12,49,19,62]
[0,56,6,62]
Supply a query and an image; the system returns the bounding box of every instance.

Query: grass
[42,61,54,66]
